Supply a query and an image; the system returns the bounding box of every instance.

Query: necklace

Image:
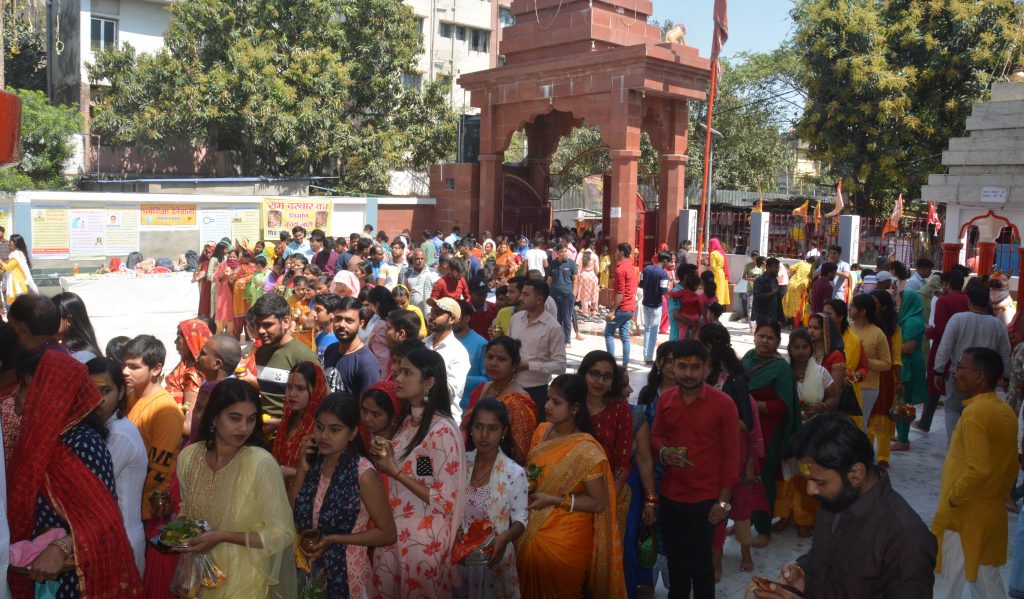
[487,379,513,398]
[470,457,496,487]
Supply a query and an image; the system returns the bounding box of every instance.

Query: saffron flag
[792,200,809,218]
[882,194,903,236]
[710,0,729,66]
[824,178,844,218]
[814,200,822,223]
[753,190,764,213]
[927,201,942,233]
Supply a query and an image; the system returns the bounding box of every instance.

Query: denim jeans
[552,291,575,344]
[642,304,662,362]
[1010,510,1024,596]
[605,310,634,366]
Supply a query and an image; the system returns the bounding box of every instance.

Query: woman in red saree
[461,336,537,464]
[271,361,327,482]
[213,248,240,334]
[515,374,626,599]
[165,318,212,415]
[9,350,143,598]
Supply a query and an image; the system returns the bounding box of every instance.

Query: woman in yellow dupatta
[516,374,626,599]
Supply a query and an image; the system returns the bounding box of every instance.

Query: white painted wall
[80,0,171,80]
[405,0,494,114]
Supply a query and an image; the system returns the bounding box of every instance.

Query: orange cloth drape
[515,424,626,599]
[462,384,538,464]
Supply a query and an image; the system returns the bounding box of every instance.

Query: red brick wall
[378,204,437,238]
[429,163,480,233]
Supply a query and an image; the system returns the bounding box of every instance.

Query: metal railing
[703,210,943,267]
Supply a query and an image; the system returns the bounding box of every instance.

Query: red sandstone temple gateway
[429,0,710,253]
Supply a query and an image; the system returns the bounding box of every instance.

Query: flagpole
[695,62,719,267]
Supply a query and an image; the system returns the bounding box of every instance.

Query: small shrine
[922,80,1024,292]
[433,0,711,251]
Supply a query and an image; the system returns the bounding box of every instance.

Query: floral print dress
[456,450,527,599]
[374,413,466,599]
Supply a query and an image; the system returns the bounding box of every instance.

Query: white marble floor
[566,317,1019,598]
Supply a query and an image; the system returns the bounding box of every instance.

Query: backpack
[126,251,144,269]
[183,250,200,272]
[155,258,174,270]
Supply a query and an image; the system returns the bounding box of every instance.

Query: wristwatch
[718,500,731,512]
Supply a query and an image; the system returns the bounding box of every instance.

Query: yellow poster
[0,207,9,233]
[262,197,332,241]
[231,208,260,245]
[30,207,70,259]
[141,203,197,227]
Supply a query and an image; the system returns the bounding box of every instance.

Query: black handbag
[836,381,861,416]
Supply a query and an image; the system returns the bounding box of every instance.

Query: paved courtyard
[568,317,1019,598]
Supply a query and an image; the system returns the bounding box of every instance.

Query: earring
[210,422,216,433]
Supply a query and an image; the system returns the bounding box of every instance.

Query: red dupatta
[271,362,327,470]
[358,380,401,451]
[8,351,143,598]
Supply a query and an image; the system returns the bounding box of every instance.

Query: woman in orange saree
[515,374,626,599]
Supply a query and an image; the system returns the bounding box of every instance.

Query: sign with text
[105,207,141,256]
[262,197,331,241]
[141,203,197,227]
[69,208,107,258]
[30,207,70,258]
[981,186,1008,204]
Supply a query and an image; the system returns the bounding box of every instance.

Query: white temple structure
[922,81,1024,286]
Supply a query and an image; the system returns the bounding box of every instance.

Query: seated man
[754,413,936,599]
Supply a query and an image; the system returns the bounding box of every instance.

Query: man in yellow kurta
[931,346,1018,599]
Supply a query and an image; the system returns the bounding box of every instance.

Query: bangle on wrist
[561,494,571,510]
[50,539,74,564]
[569,494,576,513]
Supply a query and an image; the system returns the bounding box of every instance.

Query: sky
[652,0,795,60]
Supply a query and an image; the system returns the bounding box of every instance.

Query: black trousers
[660,496,716,599]
[552,291,575,344]
[524,385,549,422]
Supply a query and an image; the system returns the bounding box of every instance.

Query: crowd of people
[0,221,1023,599]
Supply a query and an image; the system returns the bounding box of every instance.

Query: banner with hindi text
[141,203,197,227]
[262,197,331,241]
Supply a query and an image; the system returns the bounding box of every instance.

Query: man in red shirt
[604,242,638,367]
[467,278,497,337]
[430,256,470,301]
[915,269,968,433]
[651,340,740,599]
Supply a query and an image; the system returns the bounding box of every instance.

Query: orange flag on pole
[824,178,844,218]
[882,194,903,236]
[792,200,809,218]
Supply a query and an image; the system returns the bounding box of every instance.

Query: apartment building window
[499,7,514,26]
[401,72,423,90]
[456,26,468,41]
[91,17,117,51]
[439,22,455,38]
[470,29,490,52]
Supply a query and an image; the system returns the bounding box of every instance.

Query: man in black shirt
[753,413,935,599]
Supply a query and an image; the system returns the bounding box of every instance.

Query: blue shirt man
[455,300,489,412]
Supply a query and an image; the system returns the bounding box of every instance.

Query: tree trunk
[851,188,871,215]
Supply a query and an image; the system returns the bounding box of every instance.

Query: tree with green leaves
[88,0,457,194]
[2,7,47,91]
[0,88,82,192]
[685,56,797,193]
[792,0,1019,215]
